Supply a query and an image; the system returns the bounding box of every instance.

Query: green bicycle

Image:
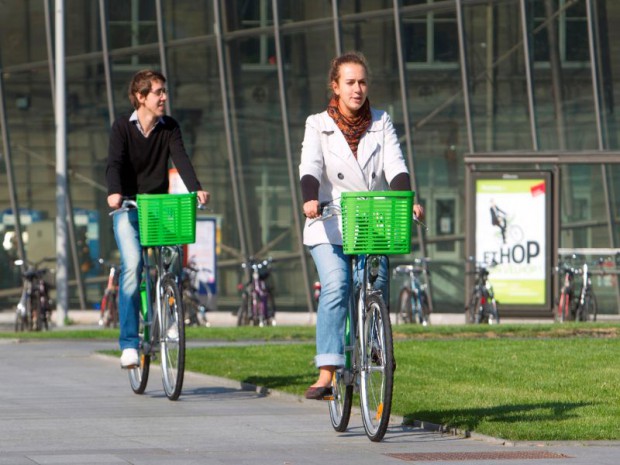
[112,192,199,400]
[315,191,414,442]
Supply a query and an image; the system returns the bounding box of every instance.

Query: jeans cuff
[314,353,345,368]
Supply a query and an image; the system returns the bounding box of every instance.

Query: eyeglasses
[149,87,167,97]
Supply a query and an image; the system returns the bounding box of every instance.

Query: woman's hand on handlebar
[197,190,210,206]
[414,203,425,221]
[303,200,320,219]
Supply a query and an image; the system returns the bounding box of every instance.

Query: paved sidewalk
[1,338,618,464]
[0,307,559,329]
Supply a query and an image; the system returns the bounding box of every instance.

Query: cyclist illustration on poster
[489,199,508,244]
[475,177,548,306]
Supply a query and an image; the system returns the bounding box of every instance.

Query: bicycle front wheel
[465,293,479,324]
[556,291,570,323]
[329,311,353,432]
[359,293,394,442]
[236,292,251,326]
[160,274,185,400]
[128,305,151,394]
[397,287,412,324]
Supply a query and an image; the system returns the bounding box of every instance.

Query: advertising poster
[169,168,220,309]
[475,176,548,305]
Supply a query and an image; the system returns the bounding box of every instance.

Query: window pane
[164,0,213,39]
[404,23,428,62]
[434,23,459,62]
[463,1,534,151]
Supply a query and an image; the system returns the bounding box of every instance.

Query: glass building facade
[1,0,618,317]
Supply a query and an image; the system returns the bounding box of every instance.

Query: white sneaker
[120,348,139,369]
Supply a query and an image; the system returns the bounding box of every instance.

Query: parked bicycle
[554,255,577,322]
[573,258,602,322]
[14,257,55,332]
[313,191,416,442]
[98,259,119,328]
[236,257,276,327]
[465,258,500,324]
[181,260,210,327]
[393,258,431,326]
[111,192,201,401]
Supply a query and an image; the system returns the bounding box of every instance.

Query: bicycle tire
[128,303,151,395]
[329,312,353,432]
[102,291,118,328]
[556,290,571,323]
[359,292,394,442]
[160,274,185,400]
[31,290,43,331]
[237,292,251,326]
[421,295,431,326]
[486,302,500,325]
[465,293,479,324]
[577,293,597,322]
[14,305,27,332]
[397,287,412,324]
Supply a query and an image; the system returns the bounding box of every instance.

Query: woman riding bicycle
[299,51,423,399]
[106,69,209,369]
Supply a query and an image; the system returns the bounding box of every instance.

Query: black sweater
[106,114,202,196]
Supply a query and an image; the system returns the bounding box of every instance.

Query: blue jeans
[112,208,143,350]
[309,244,387,368]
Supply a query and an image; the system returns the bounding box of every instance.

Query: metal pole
[155,0,171,115]
[392,0,433,312]
[586,0,619,311]
[519,0,539,150]
[55,0,68,326]
[0,67,26,265]
[456,0,474,154]
[213,0,248,260]
[98,0,115,124]
[332,0,341,56]
[271,0,315,319]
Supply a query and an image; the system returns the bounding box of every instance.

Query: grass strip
[181,325,620,442]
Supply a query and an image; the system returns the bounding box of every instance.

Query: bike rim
[161,278,185,399]
[360,295,393,441]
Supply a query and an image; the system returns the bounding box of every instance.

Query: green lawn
[3,322,619,441]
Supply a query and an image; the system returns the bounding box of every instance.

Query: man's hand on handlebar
[107,193,123,210]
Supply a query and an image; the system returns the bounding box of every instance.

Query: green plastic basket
[340,191,414,255]
[137,193,197,246]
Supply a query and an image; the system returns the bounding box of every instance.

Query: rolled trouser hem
[315,354,345,368]
[119,341,140,351]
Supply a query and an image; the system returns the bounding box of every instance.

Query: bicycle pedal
[322,395,334,401]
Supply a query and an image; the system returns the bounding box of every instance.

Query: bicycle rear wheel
[576,293,597,322]
[128,304,151,395]
[160,274,185,400]
[359,293,394,442]
[329,312,353,432]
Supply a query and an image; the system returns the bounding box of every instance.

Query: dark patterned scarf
[327,95,372,158]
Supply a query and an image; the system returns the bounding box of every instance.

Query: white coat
[299,107,409,247]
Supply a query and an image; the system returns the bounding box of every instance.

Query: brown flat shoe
[304,386,333,400]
